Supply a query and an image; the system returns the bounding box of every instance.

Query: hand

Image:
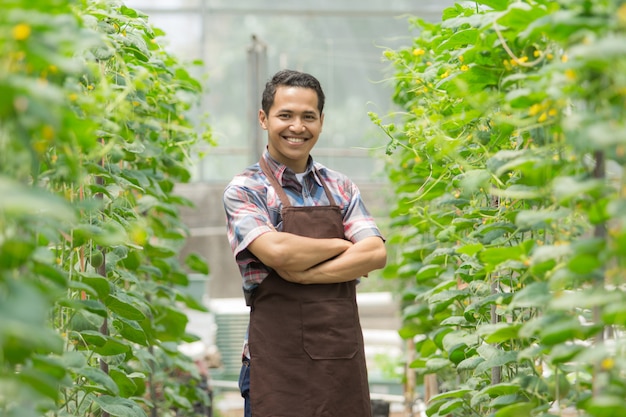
[275,267,309,284]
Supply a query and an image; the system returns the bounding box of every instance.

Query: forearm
[248,231,352,271]
[279,236,386,284]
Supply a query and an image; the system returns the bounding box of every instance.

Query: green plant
[1,0,213,416]
[374,0,626,416]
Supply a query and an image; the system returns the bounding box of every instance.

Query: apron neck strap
[259,157,338,207]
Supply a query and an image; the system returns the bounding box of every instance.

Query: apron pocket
[301,298,359,360]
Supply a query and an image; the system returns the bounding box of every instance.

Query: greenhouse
[1,0,625,417]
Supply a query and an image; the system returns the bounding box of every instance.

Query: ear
[258,109,268,130]
[319,112,324,131]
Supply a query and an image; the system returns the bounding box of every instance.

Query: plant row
[374,0,626,416]
[1,0,212,416]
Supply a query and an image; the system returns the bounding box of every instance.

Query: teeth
[285,137,305,143]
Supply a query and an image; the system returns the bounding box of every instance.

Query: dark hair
[261,69,325,116]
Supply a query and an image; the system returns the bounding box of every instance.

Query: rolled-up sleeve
[223,183,273,288]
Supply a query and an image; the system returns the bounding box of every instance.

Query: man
[223,69,386,417]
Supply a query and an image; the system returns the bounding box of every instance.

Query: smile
[284,137,306,143]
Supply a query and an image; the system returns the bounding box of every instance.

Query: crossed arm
[248,231,386,285]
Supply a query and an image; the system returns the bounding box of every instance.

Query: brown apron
[247,158,371,417]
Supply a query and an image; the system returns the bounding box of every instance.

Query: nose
[290,118,306,132]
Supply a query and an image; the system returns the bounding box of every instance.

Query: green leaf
[0,238,35,269]
[529,244,571,266]
[94,336,133,356]
[105,293,146,321]
[490,394,524,408]
[112,317,148,346]
[494,401,536,417]
[550,289,622,311]
[109,368,138,398]
[436,28,478,53]
[497,3,548,29]
[0,177,76,221]
[416,264,444,282]
[92,395,147,417]
[426,358,452,373]
[478,383,520,397]
[538,317,583,346]
[510,282,551,309]
[548,343,584,365]
[154,306,188,341]
[33,262,68,287]
[456,243,484,256]
[567,253,602,274]
[515,208,570,230]
[602,302,626,326]
[474,0,508,10]
[584,395,626,416]
[437,398,465,415]
[79,272,111,299]
[119,5,139,18]
[77,330,107,347]
[457,356,484,371]
[477,323,522,344]
[454,169,491,196]
[185,252,210,274]
[77,366,120,395]
[552,176,604,203]
[478,245,524,271]
[475,345,518,374]
[16,366,64,401]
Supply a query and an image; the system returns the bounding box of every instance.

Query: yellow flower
[461,65,469,71]
[529,103,542,116]
[601,357,615,371]
[561,54,568,63]
[33,140,47,154]
[547,53,554,60]
[548,108,558,117]
[459,55,464,62]
[533,50,541,58]
[565,69,576,80]
[42,125,55,141]
[518,56,528,63]
[538,112,548,123]
[440,70,449,78]
[619,4,626,24]
[68,93,78,101]
[12,23,31,41]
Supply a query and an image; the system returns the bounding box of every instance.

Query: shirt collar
[261,149,322,187]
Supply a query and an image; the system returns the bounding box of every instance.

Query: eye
[304,114,316,121]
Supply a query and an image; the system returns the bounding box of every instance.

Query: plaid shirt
[223,150,383,291]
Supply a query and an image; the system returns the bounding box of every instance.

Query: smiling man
[223,69,387,417]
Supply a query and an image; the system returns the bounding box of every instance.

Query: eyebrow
[275,109,318,116]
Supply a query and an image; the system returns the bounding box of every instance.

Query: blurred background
[121,1,454,415]
[122,0,454,297]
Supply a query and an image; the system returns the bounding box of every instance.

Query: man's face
[259,86,324,173]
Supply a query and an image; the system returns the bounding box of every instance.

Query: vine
[1,0,213,416]
[374,0,626,416]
